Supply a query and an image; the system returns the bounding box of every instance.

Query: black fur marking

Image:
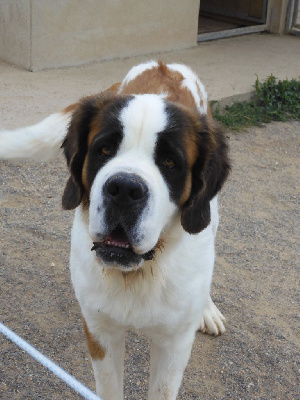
[61,94,132,210]
[142,249,155,261]
[91,242,155,264]
[154,103,189,204]
[91,243,154,267]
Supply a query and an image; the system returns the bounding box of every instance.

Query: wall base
[0,0,200,71]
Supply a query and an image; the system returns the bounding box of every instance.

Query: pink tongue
[106,235,129,246]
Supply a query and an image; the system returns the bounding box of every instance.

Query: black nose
[104,173,148,206]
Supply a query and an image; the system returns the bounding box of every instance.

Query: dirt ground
[0,117,299,399]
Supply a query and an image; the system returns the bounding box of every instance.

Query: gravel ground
[0,120,299,399]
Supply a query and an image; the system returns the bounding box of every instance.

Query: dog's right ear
[61,93,116,210]
[181,115,230,233]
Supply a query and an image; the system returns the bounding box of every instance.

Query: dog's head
[62,92,230,270]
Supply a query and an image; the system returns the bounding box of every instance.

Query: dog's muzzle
[91,173,154,268]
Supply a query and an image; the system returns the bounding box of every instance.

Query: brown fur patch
[82,318,106,360]
[105,82,121,94]
[119,61,197,110]
[63,103,79,114]
[154,238,165,253]
[122,268,145,289]
[80,132,98,207]
[180,173,193,206]
[81,156,90,208]
[206,102,213,118]
[88,118,105,147]
[179,111,200,205]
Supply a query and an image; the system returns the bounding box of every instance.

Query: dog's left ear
[181,115,230,234]
[61,93,117,210]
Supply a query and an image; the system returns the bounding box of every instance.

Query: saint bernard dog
[0,61,230,399]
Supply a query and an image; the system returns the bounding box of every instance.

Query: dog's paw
[198,296,226,336]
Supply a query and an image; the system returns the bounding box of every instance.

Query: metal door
[201,0,268,24]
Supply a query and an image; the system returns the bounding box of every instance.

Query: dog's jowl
[0,61,230,400]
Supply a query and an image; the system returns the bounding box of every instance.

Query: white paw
[198,296,226,336]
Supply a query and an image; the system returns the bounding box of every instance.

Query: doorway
[198,0,268,41]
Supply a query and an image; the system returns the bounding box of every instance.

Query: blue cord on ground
[0,322,102,400]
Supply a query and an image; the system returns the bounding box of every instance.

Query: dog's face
[62,93,229,270]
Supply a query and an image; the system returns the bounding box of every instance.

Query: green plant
[212,75,300,130]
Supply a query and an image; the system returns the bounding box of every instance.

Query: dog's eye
[100,146,111,156]
[163,158,175,169]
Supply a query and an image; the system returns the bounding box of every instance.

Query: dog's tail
[0,107,74,162]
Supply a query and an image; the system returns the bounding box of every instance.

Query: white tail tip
[0,111,72,162]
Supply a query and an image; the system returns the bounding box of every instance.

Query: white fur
[0,111,72,161]
[167,63,208,114]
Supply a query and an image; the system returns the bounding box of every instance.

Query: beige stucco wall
[296,0,300,25]
[1,1,293,71]
[0,0,200,71]
[0,0,31,69]
[267,0,290,34]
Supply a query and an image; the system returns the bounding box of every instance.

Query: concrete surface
[0,33,299,399]
[0,0,199,70]
[1,34,299,129]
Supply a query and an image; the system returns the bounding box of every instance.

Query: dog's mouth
[91,225,155,268]
[103,225,132,249]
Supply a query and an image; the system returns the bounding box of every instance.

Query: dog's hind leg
[198,295,226,335]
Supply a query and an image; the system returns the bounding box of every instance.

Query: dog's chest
[73,253,192,330]
[70,206,214,330]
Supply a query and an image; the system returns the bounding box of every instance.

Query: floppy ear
[181,116,230,234]
[61,93,116,210]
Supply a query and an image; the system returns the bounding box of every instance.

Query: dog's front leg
[83,318,125,400]
[198,295,226,335]
[147,328,196,400]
